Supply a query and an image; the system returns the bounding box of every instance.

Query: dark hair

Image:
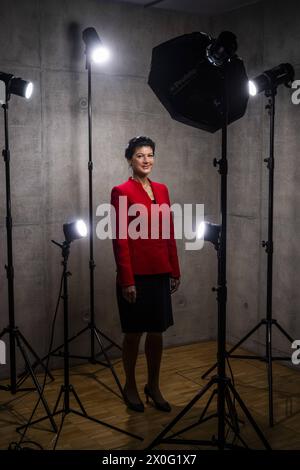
[125,136,155,160]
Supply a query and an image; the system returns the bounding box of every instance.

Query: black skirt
[116,273,174,333]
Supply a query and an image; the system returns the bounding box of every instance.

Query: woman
[111,136,180,412]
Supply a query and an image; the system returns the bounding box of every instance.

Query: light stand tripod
[29,31,124,400]
[147,68,271,451]
[0,80,56,432]
[202,85,294,427]
[18,238,143,447]
[63,49,122,362]
[49,30,124,397]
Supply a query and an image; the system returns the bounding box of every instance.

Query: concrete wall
[212,0,300,356]
[1,0,299,381]
[0,0,219,378]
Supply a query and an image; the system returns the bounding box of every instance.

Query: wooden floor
[0,341,300,450]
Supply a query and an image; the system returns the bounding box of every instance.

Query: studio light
[0,64,56,412]
[248,63,294,96]
[148,31,249,132]
[91,46,110,64]
[0,72,33,99]
[82,27,110,64]
[238,59,296,427]
[21,221,141,447]
[206,31,237,67]
[198,221,221,248]
[77,22,124,384]
[25,82,33,99]
[147,30,271,450]
[63,220,88,243]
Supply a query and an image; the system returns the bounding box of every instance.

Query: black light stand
[64,46,123,367]
[147,68,271,451]
[18,239,143,447]
[36,30,124,400]
[0,78,56,432]
[55,33,124,394]
[202,85,294,428]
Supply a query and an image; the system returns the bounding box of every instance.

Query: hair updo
[125,136,155,160]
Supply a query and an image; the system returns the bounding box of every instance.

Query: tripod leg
[53,386,64,415]
[71,407,143,441]
[146,378,216,450]
[15,334,57,432]
[202,321,263,380]
[227,381,271,449]
[225,386,239,434]
[227,321,264,355]
[52,412,66,450]
[266,321,274,427]
[17,331,54,381]
[52,325,89,357]
[93,328,124,399]
[94,327,122,351]
[273,321,294,343]
[224,417,249,449]
[24,326,90,376]
[16,390,62,433]
[198,389,217,424]
[165,390,218,440]
[69,385,87,415]
[201,361,219,380]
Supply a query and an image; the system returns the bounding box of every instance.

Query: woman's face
[130,145,154,177]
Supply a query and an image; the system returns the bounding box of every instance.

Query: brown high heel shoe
[144,385,171,412]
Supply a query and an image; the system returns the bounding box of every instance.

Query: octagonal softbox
[148,32,249,133]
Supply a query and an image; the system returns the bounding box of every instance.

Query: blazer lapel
[147,178,160,204]
[128,177,158,205]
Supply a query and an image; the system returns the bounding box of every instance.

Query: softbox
[148,32,249,133]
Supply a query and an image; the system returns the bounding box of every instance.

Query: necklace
[132,176,150,188]
[131,176,154,198]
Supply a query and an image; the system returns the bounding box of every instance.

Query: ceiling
[112,0,260,15]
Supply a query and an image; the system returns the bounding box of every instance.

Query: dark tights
[122,332,166,404]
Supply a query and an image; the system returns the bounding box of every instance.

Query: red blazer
[111,177,181,286]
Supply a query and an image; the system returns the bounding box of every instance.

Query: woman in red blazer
[111,136,180,413]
